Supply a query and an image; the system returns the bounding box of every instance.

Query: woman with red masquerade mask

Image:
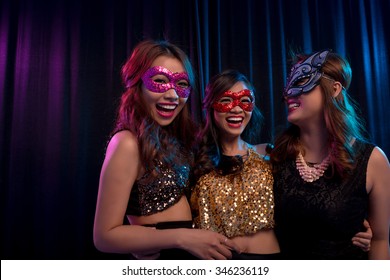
[93,40,240,260]
[270,50,389,259]
[191,70,281,259]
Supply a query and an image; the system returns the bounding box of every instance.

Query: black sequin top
[274,140,375,259]
[126,160,191,216]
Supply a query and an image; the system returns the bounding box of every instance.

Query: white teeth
[227,117,243,121]
[288,103,300,109]
[158,104,176,110]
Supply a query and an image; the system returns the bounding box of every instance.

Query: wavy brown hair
[192,69,264,181]
[112,40,198,179]
[270,51,368,178]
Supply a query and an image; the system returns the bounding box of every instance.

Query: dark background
[1,0,389,259]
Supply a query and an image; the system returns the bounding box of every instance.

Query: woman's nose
[164,88,179,100]
[230,104,243,113]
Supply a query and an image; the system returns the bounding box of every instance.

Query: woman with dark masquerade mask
[93,40,240,260]
[270,50,390,259]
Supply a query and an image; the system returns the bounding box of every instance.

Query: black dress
[274,140,374,259]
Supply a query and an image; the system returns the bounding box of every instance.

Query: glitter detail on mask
[212,89,255,112]
[191,148,274,237]
[284,50,330,97]
[141,66,191,98]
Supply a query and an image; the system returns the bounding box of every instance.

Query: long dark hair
[112,40,198,179]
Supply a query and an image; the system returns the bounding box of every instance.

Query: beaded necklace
[295,152,331,182]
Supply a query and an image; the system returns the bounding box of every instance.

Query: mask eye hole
[294,77,310,86]
[218,97,233,104]
[176,80,190,88]
[240,96,253,104]
[151,75,169,84]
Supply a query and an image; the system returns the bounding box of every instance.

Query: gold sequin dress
[191,147,275,238]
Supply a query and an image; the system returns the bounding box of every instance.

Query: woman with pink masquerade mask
[270,50,390,259]
[93,40,240,260]
[191,69,373,260]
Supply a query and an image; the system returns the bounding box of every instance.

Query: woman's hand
[351,220,372,252]
[177,228,242,260]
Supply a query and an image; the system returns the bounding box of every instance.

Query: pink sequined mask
[141,66,191,98]
[212,89,255,112]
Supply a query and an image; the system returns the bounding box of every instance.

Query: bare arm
[94,130,163,254]
[93,131,240,259]
[366,147,390,260]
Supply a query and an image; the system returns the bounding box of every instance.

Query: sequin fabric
[191,148,275,238]
[141,66,191,98]
[127,161,191,216]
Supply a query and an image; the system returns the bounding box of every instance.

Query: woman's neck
[221,137,247,156]
[299,125,330,163]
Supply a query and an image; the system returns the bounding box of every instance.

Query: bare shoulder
[107,130,139,155]
[253,143,271,157]
[368,147,390,175]
[368,147,390,169]
[367,146,390,193]
[371,146,389,160]
[101,130,141,184]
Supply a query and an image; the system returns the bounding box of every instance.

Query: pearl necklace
[295,152,331,182]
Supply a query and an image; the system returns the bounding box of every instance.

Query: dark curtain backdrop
[1,0,389,259]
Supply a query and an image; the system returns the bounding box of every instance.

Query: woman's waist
[143,220,193,229]
[194,213,274,238]
[232,230,280,254]
[128,196,192,225]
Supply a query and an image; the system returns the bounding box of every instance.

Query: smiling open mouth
[155,104,178,118]
[288,103,300,109]
[226,116,244,127]
[156,104,177,112]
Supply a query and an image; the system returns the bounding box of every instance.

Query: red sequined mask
[212,89,255,112]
